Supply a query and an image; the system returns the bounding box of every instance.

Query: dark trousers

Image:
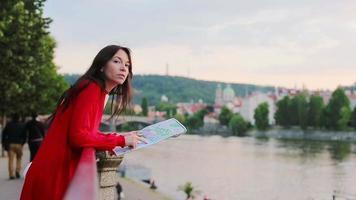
[29,141,42,162]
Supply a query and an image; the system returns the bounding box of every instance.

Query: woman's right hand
[122,131,147,149]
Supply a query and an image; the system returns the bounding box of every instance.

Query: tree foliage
[308,95,324,128]
[274,96,291,127]
[229,113,249,136]
[218,106,233,126]
[351,107,356,129]
[254,102,269,130]
[324,88,350,130]
[0,0,68,117]
[141,97,148,116]
[156,102,177,118]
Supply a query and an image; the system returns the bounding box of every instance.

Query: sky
[44,0,356,90]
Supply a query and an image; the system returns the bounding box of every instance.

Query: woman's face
[103,49,130,85]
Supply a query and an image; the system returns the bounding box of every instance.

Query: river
[121,134,356,200]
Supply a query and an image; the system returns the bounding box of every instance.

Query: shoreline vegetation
[189,126,356,142]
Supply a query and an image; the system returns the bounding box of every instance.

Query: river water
[121,134,356,200]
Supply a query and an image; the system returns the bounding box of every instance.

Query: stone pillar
[96,151,124,200]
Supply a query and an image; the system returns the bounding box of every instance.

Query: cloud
[45,0,356,89]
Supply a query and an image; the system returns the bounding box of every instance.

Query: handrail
[64,148,99,200]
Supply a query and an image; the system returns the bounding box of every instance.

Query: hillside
[63,74,275,105]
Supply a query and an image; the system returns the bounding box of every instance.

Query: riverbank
[189,126,356,142]
[250,128,356,142]
[118,176,173,200]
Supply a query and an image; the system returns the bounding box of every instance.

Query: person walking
[1,113,26,179]
[24,113,45,162]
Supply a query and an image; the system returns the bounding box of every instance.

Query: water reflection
[272,138,353,162]
[327,141,352,162]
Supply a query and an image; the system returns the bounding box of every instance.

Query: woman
[20,45,145,200]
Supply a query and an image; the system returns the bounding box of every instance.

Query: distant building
[214,84,277,125]
[215,84,223,105]
[177,101,207,116]
[147,106,166,120]
[212,82,356,126]
[161,95,168,102]
[214,84,241,113]
[239,92,276,125]
[133,104,142,114]
[349,94,356,109]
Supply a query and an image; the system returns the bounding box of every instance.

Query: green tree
[296,95,308,130]
[156,102,176,118]
[229,113,248,136]
[275,96,291,127]
[287,95,308,129]
[219,106,233,126]
[0,0,67,119]
[195,108,208,121]
[325,88,350,130]
[289,96,299,126]
[184,108,207,130]
[186,115,203,130]
[308,95,324,128]
[351,107,356,129]
[141,97,148,116]
[174,113,186,125]
[254,102,269,130]
[337,106,351,130]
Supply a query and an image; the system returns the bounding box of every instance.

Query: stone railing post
[97,117,124,200]
[96,151,124,200]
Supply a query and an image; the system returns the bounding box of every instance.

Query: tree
[156,102,176,118]
[254,102,269,130]
[0,0,68,119]
[275,96,291,127]
[174,113,186,125]
[218,106,233,126]
[308,95,324,128]
[289,96,299,126]
[337,106,351,131]
[195,108,208,121]
[351,107,356,129]
[141,97,148,116]
[296,95,308,130]
[229,113,248,136]
[184,108,207,130]
[186,115,202,130]
[324,88,350,130]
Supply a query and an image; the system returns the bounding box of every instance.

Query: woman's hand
[122,131,147,149]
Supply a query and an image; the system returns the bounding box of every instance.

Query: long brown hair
[47,45,133,125]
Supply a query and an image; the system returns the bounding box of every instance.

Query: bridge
[100,115,163,131]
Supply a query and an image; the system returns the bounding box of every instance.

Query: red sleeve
[68,83,125,150]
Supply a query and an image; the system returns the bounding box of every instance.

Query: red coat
[20,80,125,200]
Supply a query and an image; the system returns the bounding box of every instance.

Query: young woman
[20,45,146,200]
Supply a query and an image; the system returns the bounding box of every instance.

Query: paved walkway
[0,146,29,200]
[0,146,171,200]
[117,176,172,200]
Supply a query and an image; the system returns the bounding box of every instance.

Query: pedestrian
[116,182,125,200]
[1,113,26,179]
[20,45,146,200]
[24,113,45,162]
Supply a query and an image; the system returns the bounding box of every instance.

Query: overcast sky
[44,0,356,90]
